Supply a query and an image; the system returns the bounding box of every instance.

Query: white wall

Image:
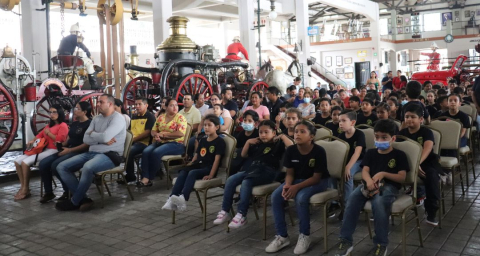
[319,48,372,88]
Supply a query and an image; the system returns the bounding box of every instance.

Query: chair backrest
[226,119,234,134]
[220,133,237,176]
[393,120,402,130]
[315,136,349,180]
[358,127,375,150]
[425,126,442,155]
[315,127,332,141]
[123,131,134,167]
[356,124,373,129]
[183,124,193,148]
[465,116,472,140]
[427,120,462,150]
[392,135,422,186]
[459,104,475,121]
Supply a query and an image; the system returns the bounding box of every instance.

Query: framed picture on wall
[344,57,352,64]
[397,27,403,34]
[325,56,332,67]
[345,73,354,79]
[465,10,471,18]
[336,68,344,74]
[397,17,403,25]
[404,26,410,34]
[404,17,410,26]
[336,56,343,66]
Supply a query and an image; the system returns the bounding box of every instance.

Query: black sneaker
[39,193,56,204]
[426,212,438,227]
[334,239,353,256]
[368,244,387,256]
[55,200,79,211]
[57,192,70,201]
[337,210,344,221]
[79,198,94,212]
[328,203,340,218]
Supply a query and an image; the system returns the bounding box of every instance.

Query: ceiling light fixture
[269,0,277,20]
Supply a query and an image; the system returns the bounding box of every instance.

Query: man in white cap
[57,23,103,89]
[420,42,441,71]
[224,36,249,61]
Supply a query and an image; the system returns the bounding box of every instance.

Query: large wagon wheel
[176,73,213,106]
[77,92,104,117]
[250,81,269,92]
[0,83,18,158]
[31,97,57,135]
[121,76,161,113]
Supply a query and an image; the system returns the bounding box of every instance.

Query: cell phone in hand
[26,144,33,151]
[56,142,63,152]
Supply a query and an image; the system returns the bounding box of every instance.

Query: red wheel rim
[77,92,104,117]
[0,83,18,158]
[176,74,213,106]
[250,81,269,92]
[31,97,52,135]
[121,76,160,113]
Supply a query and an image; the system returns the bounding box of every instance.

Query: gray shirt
[83,111,126,154]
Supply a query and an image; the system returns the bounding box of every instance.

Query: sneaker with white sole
[416,196,426,207]
[265,235,290,253]
[213,210,229,225]
[293,233,311,255]
[171,194,187,212]
[228,213,247,228]
[334,239,353,256]
[425,212,439,227]
[161,196,177,211]
[446,172,452,185]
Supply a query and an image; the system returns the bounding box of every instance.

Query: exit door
[355,62,371,89]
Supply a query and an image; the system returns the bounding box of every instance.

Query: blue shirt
[293,97,305,108]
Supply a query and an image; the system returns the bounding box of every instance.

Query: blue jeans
[187,136,196,157]
[57,152,116,205]
[126,142,147,180]
[272,179,329,237]
[170,166,211,201]
[141,142,185,180]
[221,167,276,216]
[343,160,363,204]
[340,184,399,246]
[39,152,80,194]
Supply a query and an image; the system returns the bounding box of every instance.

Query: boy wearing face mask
[230,110,260,175]
[336,119,409,256]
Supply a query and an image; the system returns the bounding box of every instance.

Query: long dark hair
[114,99,127,115]
[49,104,65,127]
[78,101,92,118]
[204,114,221,134]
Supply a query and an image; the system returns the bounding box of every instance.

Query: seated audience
[114,99,131,127]
[230,110,260,176]
[297,91,316,119]
[326,106,343,137]
[356,98,378,126]
[312,98,332,126]
[244,92,270,121]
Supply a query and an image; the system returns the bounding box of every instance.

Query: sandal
[136,180,153,188]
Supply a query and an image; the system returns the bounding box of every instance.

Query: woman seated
[244,92,270,121]
[38,102,92,203]
[114,99,131,127]
[14,104,68,200]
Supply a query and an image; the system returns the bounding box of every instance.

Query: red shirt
[342,96,350,109]
[37,123,68,149]
[226,42,249,61]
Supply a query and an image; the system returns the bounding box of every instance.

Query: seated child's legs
[422,166,440,216]
[272,184,289,237]
[340,186,369,243]
[170,169,189,197]
[343,160,363,204]
[294,179,329,235]
[371,184,399,246]
[237,167,276,216]
[222,171,248,212]
[460,136,468,148]
[180,167,212,201]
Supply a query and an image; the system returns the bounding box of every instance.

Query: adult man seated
[55,94,126,211]
[221,88,238,118]
[179,94,201,134]
[194,93,209,116]
[118,97,155,184]
[266,87,283,122]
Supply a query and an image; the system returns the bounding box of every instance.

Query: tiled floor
[0,161,480,255]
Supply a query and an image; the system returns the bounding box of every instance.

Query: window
[423,13,442,32]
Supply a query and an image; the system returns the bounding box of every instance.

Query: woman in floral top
[137,98,187,187]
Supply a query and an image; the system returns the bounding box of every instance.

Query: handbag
[104,151,123,166]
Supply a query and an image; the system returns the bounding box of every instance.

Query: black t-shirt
[222,100,238,116]
[268,99,283,122]
[474,77,480,105]
[327,90,337,99]
[326,122,343,137]
[361,148,410,189]
[426,105,439,118]
[439,110,471,129]
[67,119,91,148]
[398,127,437,166]
[246,141,285,169]
[338,129,366,161]
[283,144,330,180]
[356,112,378,126]
[235,129,259,148]
[196,136,226,167]
[313,113,332,126]
[281,128,294,139]
[382,77,393,91]
[400,101,429,122]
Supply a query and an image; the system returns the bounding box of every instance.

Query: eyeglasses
[49,111,58,114]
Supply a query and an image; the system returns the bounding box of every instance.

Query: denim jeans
[126,142,147,180]
[170,166,211,201]
[340,184,399,246]
[56,152,116,205]
[271,179,329,237]
[343,160,363,204]
[221,167,276,216]
[187,136,196,157]
[141,142,185,180]
[39,152,79,194]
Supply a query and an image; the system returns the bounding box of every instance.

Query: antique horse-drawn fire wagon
[122,16,268,111]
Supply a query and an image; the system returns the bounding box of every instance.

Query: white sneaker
[293,233,311,255]
[446,173,452,186]
[171,194,187,212]
[161,196,177,211]
[228,213,247,228]
[213,210,229,225]
[265,235,290,253]
[440,174,447,185]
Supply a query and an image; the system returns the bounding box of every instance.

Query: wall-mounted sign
[308,26,320,36]
[357,50,367,57]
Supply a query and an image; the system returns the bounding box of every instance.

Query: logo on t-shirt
[200,148,207,157]
[209,146,215,153]
[309,158,315,167]
[263,147,271,154]
[233,151,237,158]
[337,127,342,133]
[75,127,83,134]
[388,159,396,168]
[367,119,373,126]
[417,137,423,146]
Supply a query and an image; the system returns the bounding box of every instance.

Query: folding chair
[314,124,333,141]
[161,124,192,189]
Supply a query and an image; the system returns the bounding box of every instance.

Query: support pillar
[390,9,397,41]
[152,0,172,47]
[238,0,257,68]
[295,0,311,88]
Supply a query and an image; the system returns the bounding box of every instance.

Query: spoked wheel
[121,76,161,113]
[77,92,104,117]
[250,81,269,93]
[176,73,213,106]
[0,83,18,158]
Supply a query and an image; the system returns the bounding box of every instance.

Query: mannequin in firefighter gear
[225,36,249,61]
[420,42,441,71]
[57,23,103,89]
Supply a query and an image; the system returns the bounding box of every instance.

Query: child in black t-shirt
[399,104,440,226]
[214,120,293,229]
[348,96,361,112]
[163,114,226,212]
[230,110,259,175]
[440,94,470,148]
[326,106,343,137]
[400,81,430,128]
[312,98,332,126]
[280,108,302,139]
[336,119,409,256]
[266,121,330,255]
[356,98,378,126]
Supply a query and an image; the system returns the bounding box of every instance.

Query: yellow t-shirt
[153,113,187,143]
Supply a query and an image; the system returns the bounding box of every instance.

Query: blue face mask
[304,97,311,103]
[374,140,390,150]
[241,122,255,132]
[401,100,408,105]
